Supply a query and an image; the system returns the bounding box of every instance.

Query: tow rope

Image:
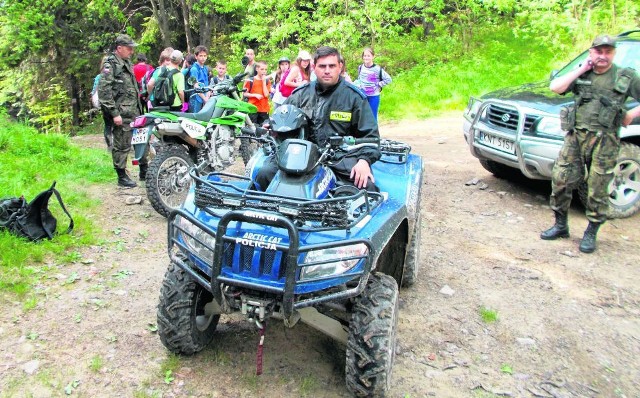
[256,320,266,375]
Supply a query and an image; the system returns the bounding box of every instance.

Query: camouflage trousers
[549,128,619,223]
[111,121,147,169]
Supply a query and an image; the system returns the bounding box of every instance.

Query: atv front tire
[146,145,194,217]
[157,263,219,355]
[346,272,399,397]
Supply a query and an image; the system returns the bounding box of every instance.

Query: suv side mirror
[549,69,559,80]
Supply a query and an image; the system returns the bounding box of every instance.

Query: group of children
[97,45,392,126]
[239,46,393,125]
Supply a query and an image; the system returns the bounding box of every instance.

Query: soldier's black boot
[139,163,148,181]
[579,222,602,254]
[116,168,137,188]
[540,210,570,240]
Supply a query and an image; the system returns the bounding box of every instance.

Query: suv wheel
[157,263,219,355]
[578,142,640,218]
[479,159,520,179]
[346,272,398,397]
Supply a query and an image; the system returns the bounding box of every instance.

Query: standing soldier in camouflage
[98,34,145,188]
[541,34,640,253]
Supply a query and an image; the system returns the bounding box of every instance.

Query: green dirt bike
[130,72,258,217]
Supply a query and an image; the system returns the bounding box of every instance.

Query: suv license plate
[131,127,148,145]
[477,131,515,154]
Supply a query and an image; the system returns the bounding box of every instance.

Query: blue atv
[156,105,424,397]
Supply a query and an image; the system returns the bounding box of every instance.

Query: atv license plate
[131,127,149,145]
[477,131,515,154]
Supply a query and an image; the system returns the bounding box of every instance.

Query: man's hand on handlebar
[350,159,375,189]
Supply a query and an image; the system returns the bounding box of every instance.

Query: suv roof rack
[617,29,640,37]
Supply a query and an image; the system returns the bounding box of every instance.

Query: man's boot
[139,163,148,181]
[579,222,602,254]
[540,210,570,240]
[116,168,137,188]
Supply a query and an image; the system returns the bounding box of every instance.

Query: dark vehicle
[156,114,424,397]
[463,30,640,218]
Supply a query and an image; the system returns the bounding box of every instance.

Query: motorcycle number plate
[181,119,206,138]
[131,127,148,145]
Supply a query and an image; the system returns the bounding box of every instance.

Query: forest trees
[0,0,637,133]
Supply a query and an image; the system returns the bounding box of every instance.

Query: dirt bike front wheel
[146,144,194,217]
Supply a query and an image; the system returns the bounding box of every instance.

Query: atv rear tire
[146,145,194,217]
[577,142,640,219]
[346,272,399,397]
[157,263,219,355]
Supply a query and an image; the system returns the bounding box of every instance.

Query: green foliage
[0,112,112,298]
[379,26,558,120]
[0,0,638,131]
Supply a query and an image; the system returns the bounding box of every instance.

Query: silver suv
[463,30,640,218]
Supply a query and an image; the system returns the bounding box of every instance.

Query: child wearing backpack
[243,60,272,125]
[270,57,290,110]
[212,60,231,85]
[354,47,392,121]
[188,45,210,112]
[149,50,187,111]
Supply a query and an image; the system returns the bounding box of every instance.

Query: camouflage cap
[591,34,616,48]
[115,34,138,47]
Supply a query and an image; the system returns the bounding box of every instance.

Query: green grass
[378,26,561,121]
[479,306,499,323]
[0,113,112,301]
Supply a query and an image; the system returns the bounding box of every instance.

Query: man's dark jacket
[284,77,381,168]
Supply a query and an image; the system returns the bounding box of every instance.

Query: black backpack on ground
[151,67,180,107]
[0,181,74,241]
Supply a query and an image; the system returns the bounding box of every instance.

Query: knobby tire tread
[146,145,194,217]
[346,272,399,398]
[157,263,219,355]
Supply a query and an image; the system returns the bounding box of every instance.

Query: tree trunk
[69,74,80,129]
[197,11,212,48]
[180,0,194,53]
[151,0,172,47]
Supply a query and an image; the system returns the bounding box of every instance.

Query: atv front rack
[191,171,383,232]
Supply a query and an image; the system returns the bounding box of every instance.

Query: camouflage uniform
[98,47,144,170]
[550,64,640,222]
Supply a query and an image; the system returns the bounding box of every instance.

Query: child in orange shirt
[243,60,272,125]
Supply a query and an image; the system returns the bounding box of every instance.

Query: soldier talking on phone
[541,34,640,253]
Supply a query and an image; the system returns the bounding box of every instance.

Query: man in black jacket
[255,46,381,191]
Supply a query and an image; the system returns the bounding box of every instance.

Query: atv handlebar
[335,136,379,146]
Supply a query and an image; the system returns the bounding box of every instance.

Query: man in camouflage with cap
[541,34,640,253]
[98,34,145,188]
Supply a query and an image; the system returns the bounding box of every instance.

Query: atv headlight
[535,116,564,137]
[299,244,368,281]
[175,216,214,264]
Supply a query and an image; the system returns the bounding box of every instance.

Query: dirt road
[1,114,639,397]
